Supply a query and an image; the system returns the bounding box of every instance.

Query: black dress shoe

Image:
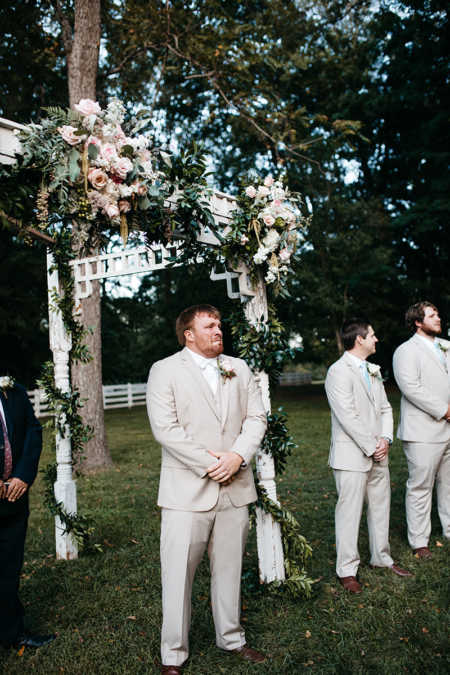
[14,633,56,649]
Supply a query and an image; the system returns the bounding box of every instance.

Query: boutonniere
[437,340,450,353]
[0,376,15,397]
[217,358,237,381]
[366,363,383,381]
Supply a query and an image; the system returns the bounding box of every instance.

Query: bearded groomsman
[393,301,450,559]
[325,318,412,594]
[147,304,267,673]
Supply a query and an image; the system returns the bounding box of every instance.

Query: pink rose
[264,175,274,187]
[245,186,257,198]
[104,203,120,219]
[273,199,282,207]
[262,213,275,226]
[88,168,108,190]
[279,248,291,262]
[101,143,118,163]
[58,125,83,146]
[118,199,131,213]
[74,99,102,116]
[113,157,133,179]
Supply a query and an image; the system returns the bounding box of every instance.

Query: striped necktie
[0,410,12,480]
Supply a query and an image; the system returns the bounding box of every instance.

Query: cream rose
[245,186,257,198]
[88,168,108,190]
[75,99,102,116]
[264,175,274,187]
[58,125,83,146]
[104,202,120,219]
[262,213,276,227]
[257,185,270,198]
[113,157,133,179]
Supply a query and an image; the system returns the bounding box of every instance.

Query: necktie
[360,362,371,390]
[200,360,219,395]
[0,410,12,480]
[434,341,446,366]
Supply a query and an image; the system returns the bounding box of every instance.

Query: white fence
[28,373,311,417]
[27,383,147,418]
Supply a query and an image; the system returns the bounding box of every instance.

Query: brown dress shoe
[161,666,182,674]
[370,564,413,577]
[229,645,266,663]
[338,576,362,593]
[390,564,413,577]
[413,547,432,560]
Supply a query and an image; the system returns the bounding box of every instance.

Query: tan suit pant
[334,463,393,578]
[403,440,450,549]
[160,490,248,667]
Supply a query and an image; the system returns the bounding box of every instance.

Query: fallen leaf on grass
[399,637,409,642]
[305,630,311,638]
[127,616,137,620]
[330,630,339,634]
[130,539,139,545]
[17,645,25,656]
[436,540,443,547]
[422,627,429,633]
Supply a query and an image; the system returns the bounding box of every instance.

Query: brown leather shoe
[413,547,432,560]
[390,564,413,577]
[229,645,266,663]
[338,576,362,593]
[370,564,413,577]
[161,666,182,674]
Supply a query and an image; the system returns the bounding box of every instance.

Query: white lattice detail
[71,243,183,300]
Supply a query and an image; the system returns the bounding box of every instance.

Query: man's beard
[421,324,440,337]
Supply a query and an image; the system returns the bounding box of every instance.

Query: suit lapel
[219,375,230,430]
[343,353,374,405]
[180,348,221,421]
[0,390,13,439]
[413,335,447,374]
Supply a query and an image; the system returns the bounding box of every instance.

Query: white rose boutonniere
[366,363,383,381]
[217,358,237,381]
[0,376,15,397]
[437,339,450,353]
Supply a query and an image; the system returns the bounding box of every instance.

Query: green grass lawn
[2,386,448,674]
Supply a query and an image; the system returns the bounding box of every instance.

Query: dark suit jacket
[0,384,42,516]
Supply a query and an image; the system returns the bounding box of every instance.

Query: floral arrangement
[217,357,236,380]
[16,98,215,253]
[222,175,310,295]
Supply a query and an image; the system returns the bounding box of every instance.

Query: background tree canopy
[1,0,448,385]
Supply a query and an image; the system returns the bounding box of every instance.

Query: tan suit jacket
[147,347,267,511]
[393,335,450,443]
[325,352,393,472]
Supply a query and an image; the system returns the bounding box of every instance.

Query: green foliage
[262,408,296,476]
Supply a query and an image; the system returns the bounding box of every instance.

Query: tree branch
[51,0,73,56]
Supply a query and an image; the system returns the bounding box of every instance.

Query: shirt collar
[187,348,217,369]
[416,334,437,351]
[346,352,366,369]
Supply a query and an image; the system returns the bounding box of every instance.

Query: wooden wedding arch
[0,117,285,584]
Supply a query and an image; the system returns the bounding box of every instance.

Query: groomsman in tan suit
[393,301,450,559]
[147,304,267,673]
[325,318,412,593]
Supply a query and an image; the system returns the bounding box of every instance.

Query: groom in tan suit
[325,318,412,593]
[393,301,450,559]
[147,304,267,673]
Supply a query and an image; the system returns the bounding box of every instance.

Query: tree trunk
[59,0,112,470]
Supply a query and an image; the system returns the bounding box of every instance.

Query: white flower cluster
[57,98,159,224]
[243,175,303,286]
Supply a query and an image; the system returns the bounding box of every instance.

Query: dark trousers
[0,510,28,645]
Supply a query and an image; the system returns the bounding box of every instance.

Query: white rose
[74,99,102,116]
[104,202,120,220]
[257,185,270,198]
[101,143,118,163]
[263,229,280,251]
[245,186,257,198]
[264,175,274,187]
[88,168,108,190]
[262,213,276,227]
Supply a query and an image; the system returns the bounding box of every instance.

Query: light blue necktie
[434,341,445,365]
[360,362,371,389]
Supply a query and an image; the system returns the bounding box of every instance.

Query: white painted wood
[0,117,25,165]
[47,252,78,561]
[244,277,286,583]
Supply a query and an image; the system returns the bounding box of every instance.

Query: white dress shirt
[187,349,219,395]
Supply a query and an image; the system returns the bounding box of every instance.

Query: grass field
[2,385,448,674]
